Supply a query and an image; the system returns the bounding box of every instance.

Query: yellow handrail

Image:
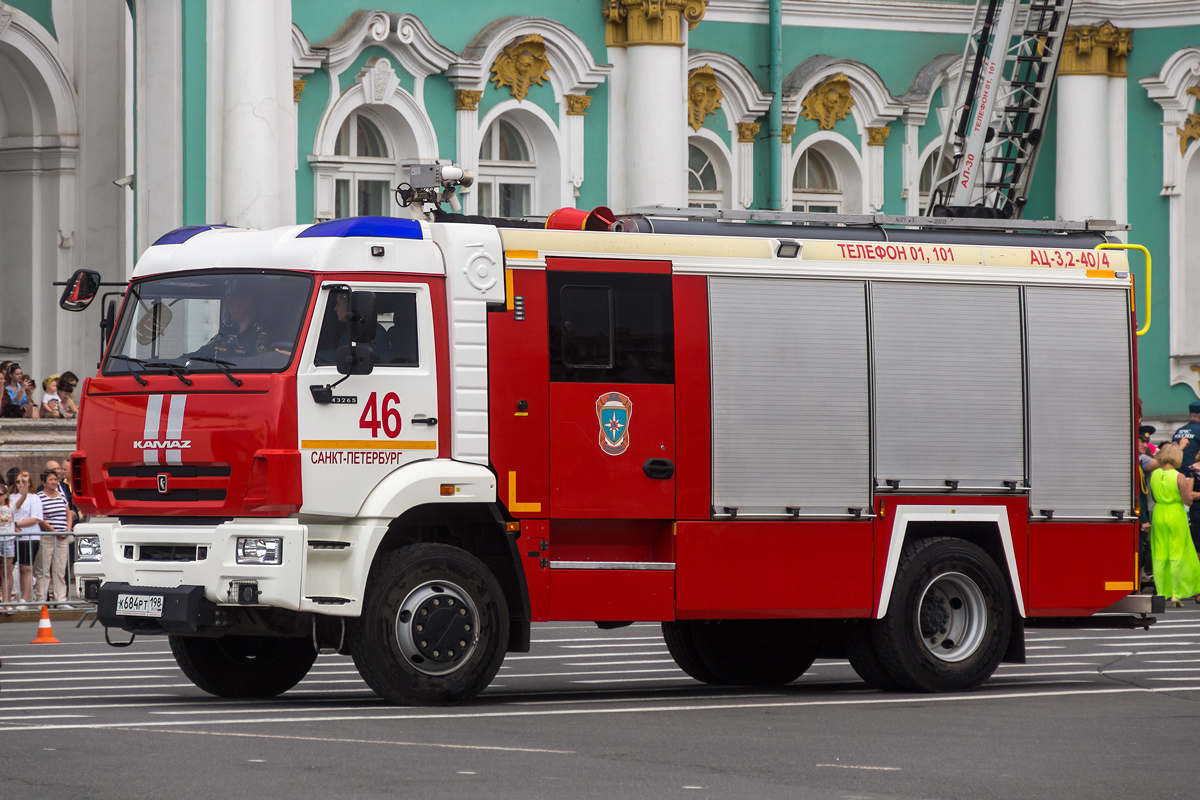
[1097,243,1151,336]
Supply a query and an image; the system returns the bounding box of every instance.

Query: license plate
[115,593,164,618]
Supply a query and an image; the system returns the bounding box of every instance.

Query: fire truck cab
[65,206,1150,705]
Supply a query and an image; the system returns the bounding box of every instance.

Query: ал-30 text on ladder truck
[60,165,1157,705]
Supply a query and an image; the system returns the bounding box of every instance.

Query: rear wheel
[169,634,316,698]
[841,620,903,691]
[351,543,508,706]
[667,620,819,686]
[662,621,720,684]
[872,537,1011,692]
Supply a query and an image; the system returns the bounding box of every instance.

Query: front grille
[112,489,226,502]
[138,545,199,562]
[108,464,231,478]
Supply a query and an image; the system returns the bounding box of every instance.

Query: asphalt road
[1,608,1198,799]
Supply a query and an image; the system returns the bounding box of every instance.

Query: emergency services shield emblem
[596,391,632,456]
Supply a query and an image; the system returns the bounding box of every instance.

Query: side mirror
[102,299,117,342]
[59,269,101,311]
[336,343,374,376]
[348,291,377,343]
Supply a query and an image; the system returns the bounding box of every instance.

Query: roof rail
[626,206,1130,233]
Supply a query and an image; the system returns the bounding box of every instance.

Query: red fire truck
[62,200,1152,705]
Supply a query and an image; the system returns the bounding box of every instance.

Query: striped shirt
[37,491,69,532]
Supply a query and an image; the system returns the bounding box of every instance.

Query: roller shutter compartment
[709,278,869,516]
[871,282,1025,491]
[1026,286,1133,519]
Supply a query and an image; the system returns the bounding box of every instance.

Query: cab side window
[314,290,420,367]
[548,271,674,384]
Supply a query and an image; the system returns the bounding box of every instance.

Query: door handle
[643,458,674,480]
[411,416,438,426]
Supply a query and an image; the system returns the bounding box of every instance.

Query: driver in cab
[193,292,269,359]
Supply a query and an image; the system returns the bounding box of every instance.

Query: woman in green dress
[1149,443,1200,606]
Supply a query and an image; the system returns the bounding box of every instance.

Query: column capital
[736,121,760,143]
[455,89,483,111]
[781,124,795,144]
[566,94,593,116]
[604,0,708,48]
[866,126,890,147]
[293,80,306,103]
[1061,22,1133,77]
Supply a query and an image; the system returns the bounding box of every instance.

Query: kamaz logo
[134,439,191,450]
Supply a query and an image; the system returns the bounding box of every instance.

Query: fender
[876,504,1027,619]
[299,459,498,615]
[356,458,497,519]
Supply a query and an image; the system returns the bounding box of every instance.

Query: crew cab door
[546,260,676,519]
[297,280,441,516]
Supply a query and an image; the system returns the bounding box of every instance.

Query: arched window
[687,143,723,208]
[333,112,395,218]
[476,117,535,217]
[919,151,956,209]
[791,148,841,212]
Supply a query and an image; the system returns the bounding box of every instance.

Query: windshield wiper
[144,361,193,387]
[108,354,149,386]
[186,356,243,387]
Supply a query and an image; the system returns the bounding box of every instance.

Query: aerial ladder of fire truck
[923,0,1074,219]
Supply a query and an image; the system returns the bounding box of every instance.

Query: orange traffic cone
[30,605,61,644]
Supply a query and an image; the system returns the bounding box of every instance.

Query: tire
[351,543,508,706]
[662,621,720,684]
[872,536,1011,693]
[169,634,317,698]
[841,620,904,692]
[674,619,819,686]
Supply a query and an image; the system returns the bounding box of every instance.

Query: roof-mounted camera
[396,161,474,217]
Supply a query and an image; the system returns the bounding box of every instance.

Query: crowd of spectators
[0,361,79,419]
[0,460,78,611]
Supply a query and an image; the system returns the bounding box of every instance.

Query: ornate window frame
[1142,47,1200,395]
[447,17,611,214]
[782,57,904,213]
[788,133,863,213]
[294,13,455,221]
[307,57,438,221]
[687,132,733,209]
[475,99,563,217]
[687,51,772,209]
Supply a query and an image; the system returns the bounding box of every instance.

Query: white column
[1056,75,1110,220]
[607,47,628,213]
[220,0,289,230]
[456,103,480,215]
[625,44,686,209]
[565,110,586,205]
[1108,75,1128,230]
[135,0,183,252]
[864,135,886,213]
[903,119,920,216]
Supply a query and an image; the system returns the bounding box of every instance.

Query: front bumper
[96,582,216,633]
[74,517,305,613]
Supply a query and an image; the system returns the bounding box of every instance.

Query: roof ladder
[924,0,1073,219]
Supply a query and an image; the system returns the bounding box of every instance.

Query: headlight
[236,537,282,565]
[75,536,102,562]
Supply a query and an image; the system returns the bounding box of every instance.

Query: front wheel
[169,634,317,698]
[351,543,509,706]
[872,536,1011,692]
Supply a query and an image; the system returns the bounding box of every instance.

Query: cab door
[546,260,675,519]
[297,280,442,516]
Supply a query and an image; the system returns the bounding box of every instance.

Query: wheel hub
[395,581,479,676]
[915,571,987,664]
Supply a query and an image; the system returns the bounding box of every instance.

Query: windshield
[103,271,314,375]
